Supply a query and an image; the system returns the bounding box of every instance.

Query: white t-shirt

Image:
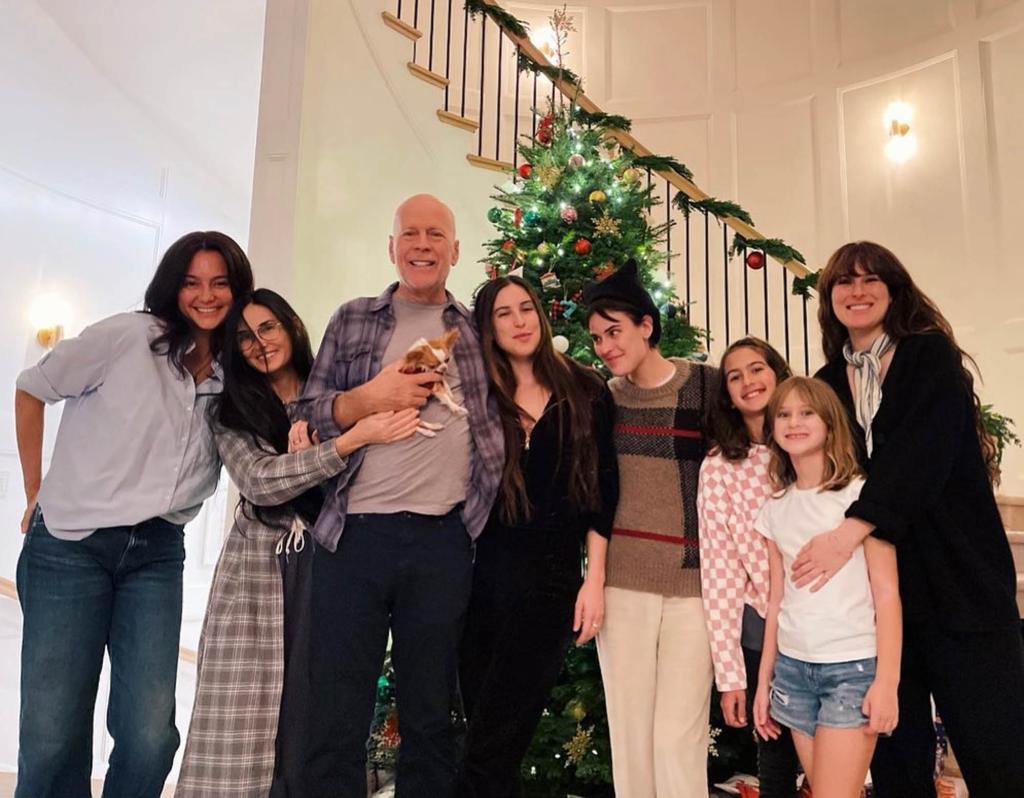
[754,478,876,663]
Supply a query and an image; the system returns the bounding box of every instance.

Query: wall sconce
[883,101,917,163]
[29,292,70,349]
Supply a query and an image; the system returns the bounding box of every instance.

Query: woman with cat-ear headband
[458,275,618,796]
[177,289,420,797]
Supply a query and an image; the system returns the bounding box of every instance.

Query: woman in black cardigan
[792,241,1024,796]
[457,275,618,798]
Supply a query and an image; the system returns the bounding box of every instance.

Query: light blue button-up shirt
[17,312,223,540]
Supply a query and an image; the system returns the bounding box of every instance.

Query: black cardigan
[816,332,1017,633]
[486,363,619,540]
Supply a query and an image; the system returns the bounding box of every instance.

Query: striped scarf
[843,333,893,456]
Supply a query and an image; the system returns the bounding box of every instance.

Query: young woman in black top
[792,241,1024,796]
[458,275,618,798]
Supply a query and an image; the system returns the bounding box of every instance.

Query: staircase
[377,0,820,372]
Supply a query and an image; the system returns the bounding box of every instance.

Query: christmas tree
[481,105,703,365]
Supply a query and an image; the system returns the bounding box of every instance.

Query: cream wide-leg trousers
[596,586,714,798]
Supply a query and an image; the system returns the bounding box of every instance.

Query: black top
[816,332,1017,633]
[486,362,619,540]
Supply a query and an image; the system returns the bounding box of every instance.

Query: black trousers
[870,619,1024,798]
[742,645,800,798]
[307,511,474,798]
[270,532,315,798]
[457,524,582,798]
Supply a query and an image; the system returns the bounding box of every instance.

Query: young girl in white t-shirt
[753,376,901,798]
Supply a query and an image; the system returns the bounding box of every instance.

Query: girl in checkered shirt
[698,337,800,797]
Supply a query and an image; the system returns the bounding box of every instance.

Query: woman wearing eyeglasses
[177,289,420,798]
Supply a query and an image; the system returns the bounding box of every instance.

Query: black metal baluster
[412,0,420,62]
[397,0,403,20]
[762,252,769,339]
[742,246,750,335]
[665,180,672,279]
[802,295,810,375]
[531,71,538,141]
[478,16,486,156]
[722,225,731,346]
[782,269,791,362]
[443,0,453,111]
[495,32,503,161]
[704,211,711,348]
[427,0,436,71]
[685,210,691,309]
[460,6,469,117]
[513,45,521,172]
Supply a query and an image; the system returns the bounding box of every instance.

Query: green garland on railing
[791,271,820,297]
[673,192,755,227]
[464,0,529,39]
[630,154,694,182]
[515,52,581,88]
[572,108,632,132]
[731,233,807,267]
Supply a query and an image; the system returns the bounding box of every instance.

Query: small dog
[400,329,468,437]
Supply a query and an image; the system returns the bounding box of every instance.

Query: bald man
[297,195,504,796]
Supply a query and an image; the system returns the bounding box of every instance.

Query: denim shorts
[769,651,875,738]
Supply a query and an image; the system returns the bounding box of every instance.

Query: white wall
[256,0,1024,493]
[0,0,265,776]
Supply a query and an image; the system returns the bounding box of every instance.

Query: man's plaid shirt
[295,282,504,551]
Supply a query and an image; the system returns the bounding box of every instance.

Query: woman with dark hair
[14,231,253,797]
[458,275,618,797]
[583,261,718,798]
[177,289,419,797]
[698,337,800,797]
[794,241,1024,796]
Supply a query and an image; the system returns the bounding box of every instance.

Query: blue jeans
[16,510,185,798]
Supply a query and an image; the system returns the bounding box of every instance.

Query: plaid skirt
[176,519,313,797]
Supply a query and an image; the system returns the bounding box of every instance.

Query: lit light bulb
[885,133,917,164]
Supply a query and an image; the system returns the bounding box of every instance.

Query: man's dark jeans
[307,510,473,797]
[16,511,185,798]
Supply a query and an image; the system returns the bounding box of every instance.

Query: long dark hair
[707,337,792,461]
[818,241,998,481]
[474,276,601,524]
[144,231,254,374]
[217,289,321,528]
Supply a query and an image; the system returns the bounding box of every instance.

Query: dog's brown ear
[441,328,460,349]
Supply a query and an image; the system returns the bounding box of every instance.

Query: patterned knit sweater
[605,357,717,598]
[697,446,774,692]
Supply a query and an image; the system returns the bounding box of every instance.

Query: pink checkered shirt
[698,445,774,692]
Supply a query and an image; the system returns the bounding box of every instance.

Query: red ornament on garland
[501,239,516,252]
[514,208,523,229]
[745,250,766,270]
[518,163,533,179]
[574,238,592,256]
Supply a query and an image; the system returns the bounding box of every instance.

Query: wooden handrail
[477,0,811,278]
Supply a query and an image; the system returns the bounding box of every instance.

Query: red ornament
[574,238,592,256]
[501,239,516,252]
[745,250,766,270]
[517,163,532,179]
[536,127,552,145]
[514,208,523,228]
[550,299,565,320]
[594,264,615,281]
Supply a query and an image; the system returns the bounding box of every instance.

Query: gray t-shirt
[346,297,472,516]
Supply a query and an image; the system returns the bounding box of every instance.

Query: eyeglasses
[237,319,285,350]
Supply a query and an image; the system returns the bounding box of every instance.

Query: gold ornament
[621,167,643,185]
[588,190,607,203]
[563,724,594,766]
[567,699,587,722]
[593,211,621,238]
[536,164,564,189]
